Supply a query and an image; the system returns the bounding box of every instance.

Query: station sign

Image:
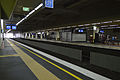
[23,7,30,12]
[100,30,104,33]
[6,26,11,29]
[12,26,17,30]
[78,29,84,32]
[43,0,54,8]
[6,24,17,30]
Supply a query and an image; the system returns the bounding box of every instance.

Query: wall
[90,52,120,73]
[61,32,72,41]
[14,39,83,61]
[72,34,86,42]
[5,33,14,38]
[14,33,24,38]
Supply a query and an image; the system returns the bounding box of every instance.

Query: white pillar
[41,32,43,39]
[25,33,27,38]
[0,19,4,48]
[29,33,31,38]
[36,33,38,39]
[56,31,60,40]
[32,33,34,38]
[93,26,99,43]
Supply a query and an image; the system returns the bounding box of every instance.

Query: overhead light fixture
[84,24,90,26]
[29,10,35,15]
[101,25,108,27]
[91,22,100,25]
[78,25,84,27]
[16,3,43,26]
[113,20,120,22]
[93,26,97,30]
[101,21,112,24]
[35,3,43,10]
[72,26,76,27]
[6,29,12,33]
[109,25,118,27]
[115,27,120,28]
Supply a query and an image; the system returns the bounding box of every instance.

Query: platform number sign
[44,0,54,8]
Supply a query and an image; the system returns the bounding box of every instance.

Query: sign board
[6,26,11,29]
[43,0,54,8]
[23,7,30,11]
[6,24,17,30]
[100,30,104,33]
[12,26,17,30]
[78,29,84,32]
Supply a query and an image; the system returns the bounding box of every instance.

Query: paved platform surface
[0,40,37,80]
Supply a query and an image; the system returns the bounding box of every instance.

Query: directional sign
[44,0,54,8]
[23,7,30,11]
[12,26,17,30]
[78,29,84,32]
[6,26,11,29]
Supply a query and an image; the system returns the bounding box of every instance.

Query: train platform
[0,39,113,80]
[28,38,120,50]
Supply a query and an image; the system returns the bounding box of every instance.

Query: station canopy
[5,0,120,32]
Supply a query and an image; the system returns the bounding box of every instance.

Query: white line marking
[11,39,111,80]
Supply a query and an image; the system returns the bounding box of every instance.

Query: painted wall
[72,34,86,42]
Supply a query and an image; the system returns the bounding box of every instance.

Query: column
[93,26,99,43]
[36,33,38,39]
[28,33,31,38]
[0,19,5,48]
[32,33,34,38]
[56,31,60,41]
[41,32,43,39]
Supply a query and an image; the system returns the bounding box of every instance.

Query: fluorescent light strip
[35,3,43,10]
[84,24,90,26]
[113,20,120,22]
[29,10,35,15]
[91,22,100,25]
[16,3,43,26]
[101,25,108,27]
[78,25,84,27]
[109,25,118,27]
[6,29,12,33]
[116,27,120,28]
[101,21,112,24]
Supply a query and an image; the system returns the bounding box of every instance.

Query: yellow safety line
[12,40,83,80]
[0,54,19,58]
[7,39,60,80]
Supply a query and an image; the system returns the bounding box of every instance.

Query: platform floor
[29,38,120,50]
[0,40,37,80]
[0,39,111,80]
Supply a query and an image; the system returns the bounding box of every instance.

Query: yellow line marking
[11,40,83,80]
[0,54,19,58]
[7,39,60,80]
